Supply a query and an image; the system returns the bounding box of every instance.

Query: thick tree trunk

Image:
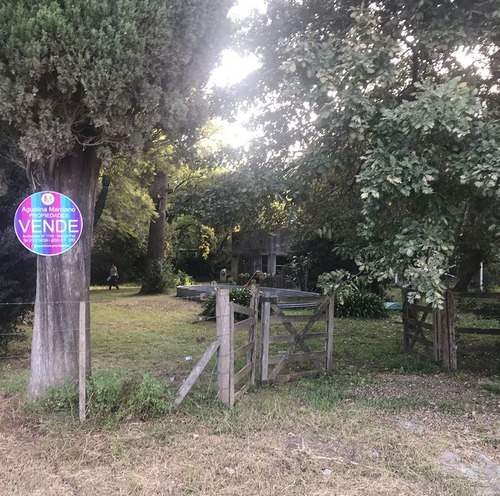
[140,171,168,294]
[27,147,100,397]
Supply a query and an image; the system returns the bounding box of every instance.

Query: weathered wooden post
[248,284,259,386]
[260,291,271,383]
[78,301,86,422]
[432,307,441,363]
[446,290,457,370]
[401,288,410,353]
[217,289,234,407]
[326,295,334,374]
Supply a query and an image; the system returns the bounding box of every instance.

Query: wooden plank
[440,295,450,369]
[217,290,233,408]
[270,314,328,323]
[234,362,252,385]
[174,341,220,406]
[457,327,500,335]
[274,370,320,383]
[432,309,441,362]
[269,332,328,344]
[248,284,259,387]
[407,348,434,362]
[411,335,434,348]
[276,295,323,304]
[402,289,410,353]
[232,303,253,316]
[458,345,497,353]
[407,318,433,331]
[234,382,250,402]
[408,303,433,314]
[447,290,457,371]
[79,301,86,422]
[452,292,500,299]
[268,351,327,365]
[234,341,255,359]
[260,293,271,383]
[408,308,429,323]
[233,317,256,333]
[326,295,334,373]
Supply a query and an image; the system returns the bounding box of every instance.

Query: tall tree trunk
[93,174,111,227]
[140,171,168,294]
[28,147,100,397]
[454,248,483,293]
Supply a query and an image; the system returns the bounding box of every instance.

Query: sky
[207,0,267,148]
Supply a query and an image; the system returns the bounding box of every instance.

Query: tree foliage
[0,0,231,168]
[0,0,232,396]
[233,0,500,306]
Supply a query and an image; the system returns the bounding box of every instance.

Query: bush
[0,322,27,355]
[126,373,172,419]
[334,291,388,319]
[42,378,78,411]
[172,269,194,286]
[36,371,173,422]
[87,371,124,415]
[200,287,253,320]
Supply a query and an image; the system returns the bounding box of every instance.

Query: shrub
[200,287,253,320]
[173,269,194,286]
[126,373,172,419]
[87,371,124,415]
[35,371,173,422]
[318,270,388,319]
[42,379,78,411]
[334,291,388,319]
[0,322,27,355]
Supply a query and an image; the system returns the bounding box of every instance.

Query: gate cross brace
[408,308,430,350]
[268,298,330,381]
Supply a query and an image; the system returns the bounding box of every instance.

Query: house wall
[230,229,290,279]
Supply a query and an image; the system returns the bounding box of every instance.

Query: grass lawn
[1,286,500,495]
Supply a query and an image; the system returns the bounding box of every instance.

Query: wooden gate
[173,286,258,408]
[402,289,441,363]
[260,292,334,383]
[402,289,456,370]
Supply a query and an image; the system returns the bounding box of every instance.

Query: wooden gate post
[402,288,410,353]
[260,291,271,383]
[78,301,86,422]
[248,284,259,386]
[446,290,457,370]
[326,295,334,373]
[217,289,234,407]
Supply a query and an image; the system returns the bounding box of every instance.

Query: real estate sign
[14,191,83,256]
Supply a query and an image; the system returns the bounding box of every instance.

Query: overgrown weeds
[29,371,174,425]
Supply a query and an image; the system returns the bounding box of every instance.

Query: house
[230,228,290,280]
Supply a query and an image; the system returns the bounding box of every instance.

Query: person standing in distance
[108,264,119,290]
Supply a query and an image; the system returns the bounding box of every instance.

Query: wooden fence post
[446,290,457,371]
[402,288,410,353]
[260,291,271,383]
[326,295,334,374]
[78,301,86,422]
[217,289,234,407]
[432,308,441,363]
[248,284,259,386]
